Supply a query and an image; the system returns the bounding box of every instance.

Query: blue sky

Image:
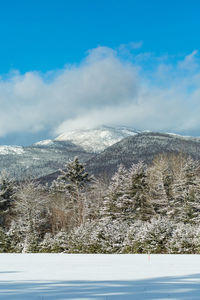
[0,0,200,145]
[0,0,199,73]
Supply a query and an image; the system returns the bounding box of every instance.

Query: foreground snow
[0,254,200,299]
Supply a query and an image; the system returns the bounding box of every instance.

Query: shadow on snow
[0,273,200,299]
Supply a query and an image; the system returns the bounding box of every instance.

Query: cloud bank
[0,46,200,141]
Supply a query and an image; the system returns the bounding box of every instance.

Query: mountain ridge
[35,125,140,153]
[0,126,139,180]
[38,131,200,184]
[0,126,200,181]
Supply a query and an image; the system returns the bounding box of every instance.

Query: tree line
[1,154,200,253]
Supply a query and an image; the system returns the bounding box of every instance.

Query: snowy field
[0,254,200,299]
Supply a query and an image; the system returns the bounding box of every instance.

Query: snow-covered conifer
[171,156,200,223]
[39,231,68,253]
[101,164,129,220]
[0,227,11,252]
[53,156,93,193]
[97,219,129,253]
[148,155,171,215]
[0,170,15,226]
[127,162,154,221]
[102,162,154,222]
[67,219,129,253]
[67,221,101,253]
[123,217,174,253]
[167,222,200,254]
[6,219,26,252]
[50,157,95,230]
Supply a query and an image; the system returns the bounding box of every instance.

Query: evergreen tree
[101,164,129,220]
[148,155,172,216]
[102,162,154,222]
[39,231,68,253]
[67,219,128,254]
[51,157,94,228]
[0,227,11,252]
[55,156,92,191]
[123,217,174,254]
[0,170,15,226]
[167,222,200,254]
[171,156,200,223]
[127,162,154,221]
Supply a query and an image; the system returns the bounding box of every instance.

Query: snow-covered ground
[0,254,200,299]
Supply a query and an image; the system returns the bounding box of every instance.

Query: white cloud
[178,50,199,71]
[118,41,143,53]
[0,47,199,140]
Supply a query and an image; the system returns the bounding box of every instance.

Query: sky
[0,0,200,145]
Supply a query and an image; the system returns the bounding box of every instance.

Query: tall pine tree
[0,170,15,226]
[127,162,154,221]
[51,157,93,228]
[171,156,200,223]
[101,164,129,220]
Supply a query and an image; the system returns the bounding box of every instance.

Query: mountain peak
[54,125,139,153]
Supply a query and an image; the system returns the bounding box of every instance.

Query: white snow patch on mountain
[34,139,53,146]
[0,145,24,155]
[33,126,200,154]
[54,126,139,152]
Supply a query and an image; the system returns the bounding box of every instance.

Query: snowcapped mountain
[84,131,200,177]
[0,125,141,180]
[39,131,200,184]
[1,125,200,181]
[36,126,140,153]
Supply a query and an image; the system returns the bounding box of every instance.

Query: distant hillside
[0,126,138,180]
[36,125,139,153]
[85,132,200,177]
[39,132,200,184]
[0,142,93,180]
